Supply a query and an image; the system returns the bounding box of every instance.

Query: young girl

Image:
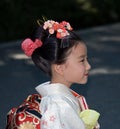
[6,20,100,129]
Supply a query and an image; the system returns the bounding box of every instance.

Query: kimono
[6,82,100,129]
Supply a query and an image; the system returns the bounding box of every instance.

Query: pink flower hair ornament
[43,20,73,39]
[21,38,43,57]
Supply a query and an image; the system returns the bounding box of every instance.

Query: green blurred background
[0,0,120,42]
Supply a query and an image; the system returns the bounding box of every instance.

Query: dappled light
[9,53,28,60]
[78,23,120,52]
[90,68,120,75]
[100,36,120,42]
[0,60,5,66]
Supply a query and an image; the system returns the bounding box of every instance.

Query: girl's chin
[78,79,88,84]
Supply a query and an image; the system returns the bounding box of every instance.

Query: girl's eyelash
[80,59,85,62]
[80,57,88,62]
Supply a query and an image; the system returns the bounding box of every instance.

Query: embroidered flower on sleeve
[18,121,36,129]
[49,115,56,122]
[41,120,48,126]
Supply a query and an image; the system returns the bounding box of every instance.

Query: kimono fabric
[6,82,98,129]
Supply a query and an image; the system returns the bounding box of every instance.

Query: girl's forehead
[72,43,87,56]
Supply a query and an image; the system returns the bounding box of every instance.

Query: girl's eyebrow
[78,55,87,58]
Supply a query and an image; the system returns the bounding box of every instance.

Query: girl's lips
[85,73,88,76]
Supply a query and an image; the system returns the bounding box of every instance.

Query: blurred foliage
[0,0,120,42]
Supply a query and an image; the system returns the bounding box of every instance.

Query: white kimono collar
[35,81,74,97]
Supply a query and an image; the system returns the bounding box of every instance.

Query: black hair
[31,26,84,76]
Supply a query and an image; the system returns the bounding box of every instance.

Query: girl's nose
[86,61,91,71]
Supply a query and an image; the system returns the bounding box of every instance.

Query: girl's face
[61,42,91,87]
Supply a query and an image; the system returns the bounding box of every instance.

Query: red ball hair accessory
[21,38,43,56]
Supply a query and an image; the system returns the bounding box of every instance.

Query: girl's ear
[53,64,65,75]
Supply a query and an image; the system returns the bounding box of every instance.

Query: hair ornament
[42,20,73,39]
[21,38,43,56]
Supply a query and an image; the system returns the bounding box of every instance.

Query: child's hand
[80,109,100,129]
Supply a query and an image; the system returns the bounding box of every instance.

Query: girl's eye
[80,59,85,62]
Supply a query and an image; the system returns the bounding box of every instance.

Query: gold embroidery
[18,121,36,129]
